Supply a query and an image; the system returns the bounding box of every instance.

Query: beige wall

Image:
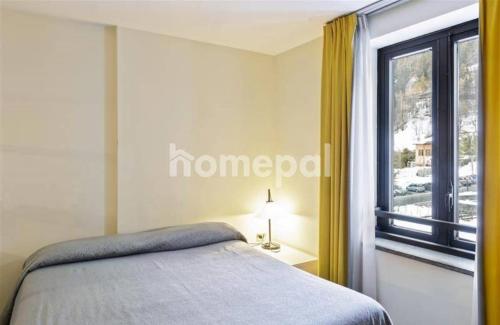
[0,10,117,308]
[114,29,325,255]
[114,29,323,255]
[116,27,277,235]
[0,7,321,311]
[273,38,322,255]
[0,10,282,308]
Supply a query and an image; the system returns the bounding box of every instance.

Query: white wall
[377,251,473,325]
[369,0,477,39]
[0,9,117,308]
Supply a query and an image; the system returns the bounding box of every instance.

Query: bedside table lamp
[257,189,281,251]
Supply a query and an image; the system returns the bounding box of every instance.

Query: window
[376,20,478,259]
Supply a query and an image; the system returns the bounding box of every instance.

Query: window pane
[390,49,433,233]
[455,36,479,242]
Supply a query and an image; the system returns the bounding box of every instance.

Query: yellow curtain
[480,0,500,324]
[319,14,357,285]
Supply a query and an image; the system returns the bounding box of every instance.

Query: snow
[458,199,477,207]
[394,166,431,188]
[458,218,477,242]
[459,161,477,177]
[393,161,477,190]
[393,116,432,151]
[393,220,432,233]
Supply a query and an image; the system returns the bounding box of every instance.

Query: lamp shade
[255,189,285,220]
[255,200,282,220]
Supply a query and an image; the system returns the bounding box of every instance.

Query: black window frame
[376,20,479,259]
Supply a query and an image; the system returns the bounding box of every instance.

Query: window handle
[447,182,454,212]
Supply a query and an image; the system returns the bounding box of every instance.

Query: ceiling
[2,0,376,55]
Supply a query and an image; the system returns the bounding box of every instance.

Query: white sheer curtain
[348,15,377,299]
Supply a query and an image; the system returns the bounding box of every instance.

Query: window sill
[375,237,474,276]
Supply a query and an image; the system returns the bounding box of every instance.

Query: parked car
[406,183,426,193]
[393,186,407,197]
[460,176,473,187]
[423,182,432,191]
[469,175,477,184]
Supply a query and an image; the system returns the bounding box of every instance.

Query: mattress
[3,223,391,325]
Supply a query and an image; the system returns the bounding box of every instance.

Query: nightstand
[253,243,318,275]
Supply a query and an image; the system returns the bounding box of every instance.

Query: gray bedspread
[3,222,391,325]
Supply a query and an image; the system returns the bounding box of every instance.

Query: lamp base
[261,241,281,252]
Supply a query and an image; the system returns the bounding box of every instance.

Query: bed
[1,223,391,325]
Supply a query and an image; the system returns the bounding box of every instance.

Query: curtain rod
[325,0,408,25]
